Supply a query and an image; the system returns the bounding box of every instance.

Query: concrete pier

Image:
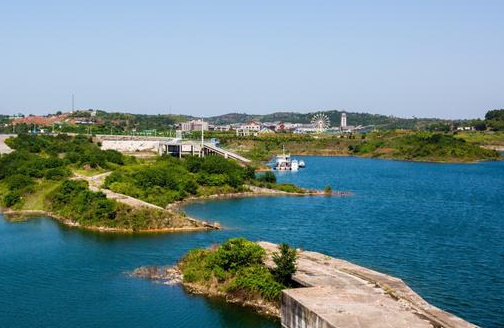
[259,242,478,328]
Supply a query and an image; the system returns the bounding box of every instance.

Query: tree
[259,171,276,183]
[485,109,504,121]
[324,185,332,194]
[271,243,297,285]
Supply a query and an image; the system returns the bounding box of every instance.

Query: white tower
[340,112,347,129]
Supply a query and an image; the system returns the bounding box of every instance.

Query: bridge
[157,140,251,164]
[202,143,251,163]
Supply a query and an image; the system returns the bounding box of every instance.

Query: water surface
[1,156,503,328]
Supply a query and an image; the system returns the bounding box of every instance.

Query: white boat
[275,146,291,170]
[298,160,305,168]
[274,146,301,171]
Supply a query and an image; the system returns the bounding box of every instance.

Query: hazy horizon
[1,0,503,119]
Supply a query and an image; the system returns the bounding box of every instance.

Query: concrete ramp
[259,242,478,328]
[203,143,251,163]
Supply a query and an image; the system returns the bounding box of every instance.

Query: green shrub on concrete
[179,238,296,303]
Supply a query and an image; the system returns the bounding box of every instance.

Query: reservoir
[1,156,503,328]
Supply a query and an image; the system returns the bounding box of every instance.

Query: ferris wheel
[311,113,331,132]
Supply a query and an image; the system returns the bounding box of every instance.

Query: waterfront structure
[180,119,208,132]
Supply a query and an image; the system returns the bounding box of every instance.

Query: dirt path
[73,172,164,210]
[72,172,219,229]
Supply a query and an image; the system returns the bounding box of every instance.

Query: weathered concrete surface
[100,139,161,153]
[0,134,15,154]
[259,242,478,328]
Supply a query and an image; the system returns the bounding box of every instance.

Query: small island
[133,238,298,317]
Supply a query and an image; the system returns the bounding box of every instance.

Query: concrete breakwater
[258,242,478,328]
[132,241,477,328]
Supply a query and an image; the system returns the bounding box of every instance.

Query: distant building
[456,126,475,131]
[294,124,318,134]
[258,127,275,134]
[275,122,286,131]
[236,127,252,137]
[180,119,209,132]
[213,125,231,131]
[340,113,347,129]
[240,121,261,132]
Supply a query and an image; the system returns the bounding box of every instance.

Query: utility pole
[72,94,75,111]
[201,117,204,157]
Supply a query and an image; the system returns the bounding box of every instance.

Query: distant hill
[207,110,456,130]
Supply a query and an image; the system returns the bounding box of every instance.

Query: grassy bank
[350,131,501,162]
[214,130,503,163]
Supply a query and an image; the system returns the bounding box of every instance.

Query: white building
[213,125,231,131]
[236,128,253,136]
[240,121,261,132]
[340,113,347,129]
[180,119,209,132]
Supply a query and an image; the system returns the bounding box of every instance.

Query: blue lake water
[1,156,503,328]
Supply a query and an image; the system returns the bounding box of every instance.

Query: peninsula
[0,134,336,232]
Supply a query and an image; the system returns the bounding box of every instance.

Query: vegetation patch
[349,131,501,162]
[178,238,297,309]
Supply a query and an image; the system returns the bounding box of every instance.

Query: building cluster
[179,112,365,136]
[10,109,98,127]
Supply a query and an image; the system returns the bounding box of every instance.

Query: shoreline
[167,185,352,210]
[0,209,213,234]
[260,152,503,164]
[1,185,350,234]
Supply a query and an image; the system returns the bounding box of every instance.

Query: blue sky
[1,0,503,119]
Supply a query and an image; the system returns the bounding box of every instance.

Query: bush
[273,183,304,193]
[228,265,284,301]
[209,238,265,273]
[181,249,212,283]
[2,191,22,207]
[5,174,34,192]
[44,167,71,180]
[271,243,297,285]
[324,185,332,194]
[258,171,276,183]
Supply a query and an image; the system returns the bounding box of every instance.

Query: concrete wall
[282,290,334,328]
[101,140,160,153]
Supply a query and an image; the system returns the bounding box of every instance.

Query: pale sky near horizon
[1,0,503,119]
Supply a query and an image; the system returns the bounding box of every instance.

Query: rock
[129,266,182,285]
